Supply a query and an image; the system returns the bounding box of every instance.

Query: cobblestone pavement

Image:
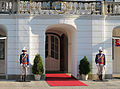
[0,79,120,89]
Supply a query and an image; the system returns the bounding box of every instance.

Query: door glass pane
[55,53,58,59]
[45,36,48,58]
[55,37,58,59]
[0,40,5,60]
[51,36,54,58]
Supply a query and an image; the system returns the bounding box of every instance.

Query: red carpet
[45,73,87,86]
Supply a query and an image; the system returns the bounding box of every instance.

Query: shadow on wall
[29,16,47,54]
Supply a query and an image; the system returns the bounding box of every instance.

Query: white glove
[96,63,99,66]
[104,65,106,68]
[27,65,29,68]
[96,63,99,67]
[20,64,23,66]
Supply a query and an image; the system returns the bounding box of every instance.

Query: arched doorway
[45,24,77,77]
[112,26,120,74]
[0,25,7,74]
[45,30,68,73]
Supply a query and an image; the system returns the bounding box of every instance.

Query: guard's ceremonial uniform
[19,48,29,81]
[20,54,29,65]
[95,47,106,81]
[95,53,105,65]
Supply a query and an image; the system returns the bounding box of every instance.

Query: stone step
[112,74,120,77]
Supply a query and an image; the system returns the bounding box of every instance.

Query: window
[45,36,48,58]
[51,36,54,58]
[45,34,59,59]
[0,40,5,60]
[55,37,58,59]
[51,36,59,59]
[41,1,61,10]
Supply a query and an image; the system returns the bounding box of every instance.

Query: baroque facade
[0,0,119,79]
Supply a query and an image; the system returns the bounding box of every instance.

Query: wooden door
[45,34,60,72]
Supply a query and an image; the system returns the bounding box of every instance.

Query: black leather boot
[99,74,103,81]
[24,75,26,81]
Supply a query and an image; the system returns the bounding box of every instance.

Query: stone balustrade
[18,0,102,15]
[0,0,119,15]
[105,2,120,15]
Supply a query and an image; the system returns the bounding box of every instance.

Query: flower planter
[81,74,88,80]
[34,74,41,81]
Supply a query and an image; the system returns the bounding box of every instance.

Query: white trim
[0,37,7,39]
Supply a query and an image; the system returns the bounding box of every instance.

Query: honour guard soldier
[20,47,29,82]
[95,47,106,81]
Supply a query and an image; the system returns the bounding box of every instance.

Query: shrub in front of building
[79,56,91,75]
[32,54,44,75]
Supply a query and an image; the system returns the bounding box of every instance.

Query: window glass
[51,36,54,58]
[55,37,58,59]
[45,36,48,58]
[55,53,58,59]
[41,1,61,10]
[0,40,4,60]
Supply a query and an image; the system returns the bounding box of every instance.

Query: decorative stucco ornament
[55,1,69,14]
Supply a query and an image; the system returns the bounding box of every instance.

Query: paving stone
[0,79,119,89]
